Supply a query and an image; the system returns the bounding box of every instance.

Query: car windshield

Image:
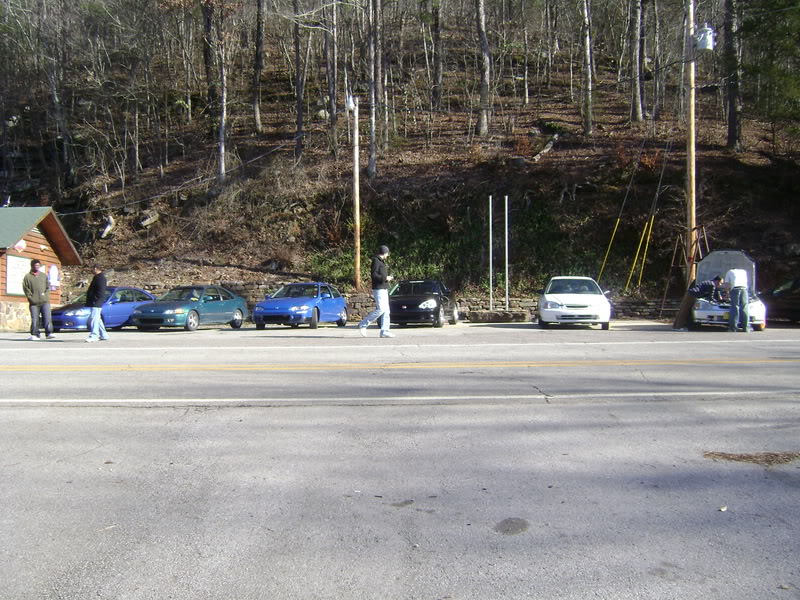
[772,279,799,296]
[390,281,439,296]
[69,289,112,304]
[546,279,602,295]
[272,285,318,299]
[160,287,203,301]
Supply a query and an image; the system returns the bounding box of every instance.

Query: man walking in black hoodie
[85,264,109,342]
[358,245,395,338]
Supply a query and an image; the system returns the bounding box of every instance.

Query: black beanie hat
[379,245,390,255]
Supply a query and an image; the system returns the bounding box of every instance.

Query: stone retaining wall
[0,301,31,332]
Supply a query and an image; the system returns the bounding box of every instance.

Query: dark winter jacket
[370,256,390,290]
[688,279,722,302]
[86,272,108,308]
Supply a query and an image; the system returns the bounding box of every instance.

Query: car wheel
[538,317,550,329]
[310,309,319,329]
[290,323,299,329]
[256,323,266,330]
[448,305,459,325]
[184,311,199,331]
[230,309,243,329]
[336,307,348,327]
[433,306,445,328]
[601,321,610,330]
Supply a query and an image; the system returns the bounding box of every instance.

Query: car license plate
[722,312,728,320]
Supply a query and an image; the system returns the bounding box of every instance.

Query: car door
[438,282,455,317]
[102,288,128,328]
[218,288,238,322]
[319,285,336,321]
[200,287,223,323]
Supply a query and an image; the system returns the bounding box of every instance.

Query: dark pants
[29,303,53,337]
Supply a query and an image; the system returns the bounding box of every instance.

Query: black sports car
[761,277,800,323]
[389,279,459,327]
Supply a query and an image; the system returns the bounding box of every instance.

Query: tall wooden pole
[685,0,697,285]
[352,98,361,291]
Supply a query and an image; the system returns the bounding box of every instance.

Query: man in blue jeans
[359,245,395,338]
[85,264,110,342]
[724,267,751,332]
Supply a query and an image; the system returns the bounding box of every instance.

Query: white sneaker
[380,332,396,338]
[46,334,56,340]
[358,325,368,337]
[28,335,41,341]
[85,337,97,343]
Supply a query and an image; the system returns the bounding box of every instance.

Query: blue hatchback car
[253,282,348,329]
[52,286,157,332]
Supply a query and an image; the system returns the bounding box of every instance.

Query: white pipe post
[488,195,493,311]
[504,195,509,310]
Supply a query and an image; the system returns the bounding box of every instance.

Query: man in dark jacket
[672,275,723,330]
[22,258,55,340]
[358,245,395,338]
[85,264,110,342]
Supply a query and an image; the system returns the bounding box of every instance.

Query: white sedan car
[537,276,612,330]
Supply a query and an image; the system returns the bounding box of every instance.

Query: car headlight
[419,299,437,309]
[162,308,186,315]
[254,306,265,312]
[290,305,310,312]
[695,299,714,310]
[65,308,91,317]
[133,309,142,314]
[541,300,563,310]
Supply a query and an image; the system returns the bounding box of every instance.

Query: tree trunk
[252,0,265,134]
[629,0,643,122]
[723,0,742,151]
[217,4,227,182]
[324,0,338,154]
[476,0,490,136]
[367,0,377,177]
[293,0,304,160]
[202,1,218,111]
[432,0,444,109]
[581,0,593,136]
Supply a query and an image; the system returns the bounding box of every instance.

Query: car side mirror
[321,293,332,299]
[604,290,612,297]
[265,294,272,299]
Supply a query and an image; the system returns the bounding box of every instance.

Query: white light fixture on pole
[346,94,361,291]
[685,0,714,285]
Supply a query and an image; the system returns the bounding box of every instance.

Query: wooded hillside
[1,0,799,294]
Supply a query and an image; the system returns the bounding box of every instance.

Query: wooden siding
[0,228,63,304]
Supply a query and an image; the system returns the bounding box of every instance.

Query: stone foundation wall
[0,301,31,332]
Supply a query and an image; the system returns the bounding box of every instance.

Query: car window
[330,286,341,298]
[219,288,234,300]
[321,286,332,296]
[113,289,132,303]
[160,288,201,301]
[390,281,438,296]
[546,279,601,294]
[204,288,222,302]
[278,285,318,298]
[135,290,153,302]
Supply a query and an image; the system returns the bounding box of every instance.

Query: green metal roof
[0,207,82,265]
[0,207,52,248]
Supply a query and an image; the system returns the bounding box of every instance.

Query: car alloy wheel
[433,306,445,328]
[310,308,319,329]
[230,309,243,329]
[448,305,459,325]
[336,307,348,327]
[184,311,199,331]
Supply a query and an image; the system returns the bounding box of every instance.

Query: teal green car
[131,285,249,331]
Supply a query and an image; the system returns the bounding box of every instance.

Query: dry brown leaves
[703,451,800,467]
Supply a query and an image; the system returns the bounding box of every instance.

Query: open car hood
[696,250,757,291]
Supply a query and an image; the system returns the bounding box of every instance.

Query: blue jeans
[360,289,390,334]
[29,303,52,337]
[729,287,749,331]
[88,307,109,340]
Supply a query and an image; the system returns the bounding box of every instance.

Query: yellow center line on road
[1,357,799,372]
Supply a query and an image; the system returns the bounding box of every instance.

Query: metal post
[685,0,697,286]
[504,195,509,310]
[488,195,493,311]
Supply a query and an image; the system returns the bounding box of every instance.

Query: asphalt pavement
[1,321,798,599]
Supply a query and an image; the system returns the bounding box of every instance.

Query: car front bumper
[132,314,189,327]
[692,303,766,327]
[253,312,310,325]
[390,309,437,324]
[52,315,90,330]
[539,309,610,324]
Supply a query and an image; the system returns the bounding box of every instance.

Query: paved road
[1,321,798,599]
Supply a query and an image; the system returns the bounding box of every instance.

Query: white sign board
[6,254,30,296]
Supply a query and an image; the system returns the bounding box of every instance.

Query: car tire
[433,306,445,328]
[256,323,266,330]
[290,323,299,329]
[601,321,610,330]
[310,309,319,329]
[336,307,348,327]
[538,317,550,329]
[448,305,459,325]
[184,311,199,331]
[230,309,243,329]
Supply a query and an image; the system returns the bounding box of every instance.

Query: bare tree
[476,0,490,136]
[629,0,643,122]
[253,0,266,134]
[581,0,593,136]
[723,0,742,150]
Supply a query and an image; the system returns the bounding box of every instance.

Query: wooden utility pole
[685,0,697,285]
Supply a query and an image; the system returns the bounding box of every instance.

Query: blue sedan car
[253,282,348,329]
[131,285,249,331]
[52,287,157,332]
